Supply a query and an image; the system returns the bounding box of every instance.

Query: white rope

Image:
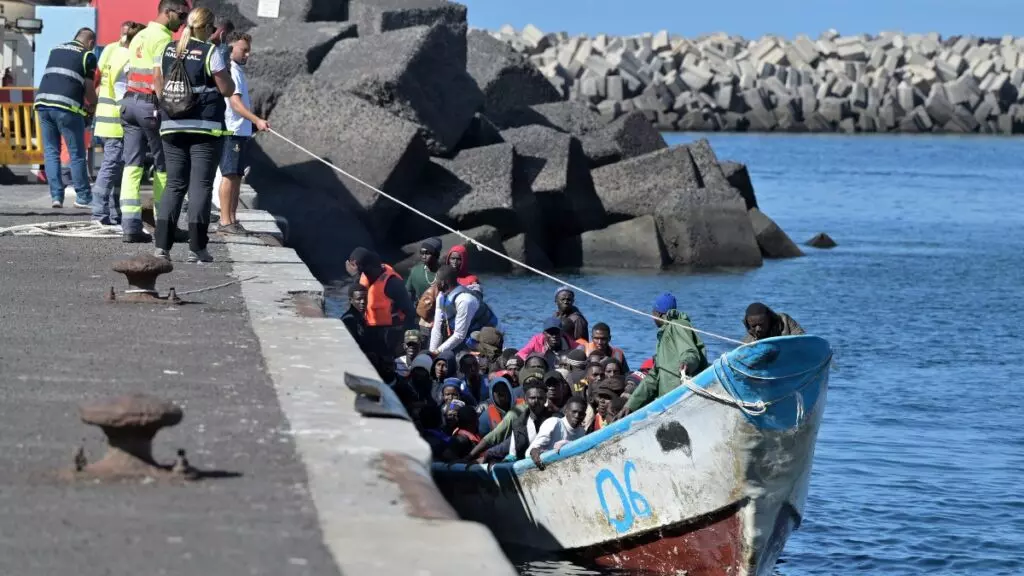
[175,275,258,296]
[267,129,745,346]
[0,221,121,239]
[681,372,768,416]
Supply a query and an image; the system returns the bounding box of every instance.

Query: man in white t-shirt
[528,395,587,470]
[216,31,269,235]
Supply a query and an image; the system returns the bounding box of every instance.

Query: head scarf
[445,245,480,287]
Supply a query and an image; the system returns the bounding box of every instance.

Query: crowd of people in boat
[339,239,805,469]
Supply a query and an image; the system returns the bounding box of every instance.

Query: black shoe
[216,222,249,236]
[122,232,152,244]
[173,228,189,243]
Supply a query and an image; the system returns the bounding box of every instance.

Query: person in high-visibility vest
[33,28,97,209]
[118,0,189,243]
[91,21,144,227]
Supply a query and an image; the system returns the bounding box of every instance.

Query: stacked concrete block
[490,24,1024,134]
[244,21,357,88]
[349,0,466,36]
[465,30,562,122]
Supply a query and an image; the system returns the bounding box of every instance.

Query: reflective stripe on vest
[158,39,227,136]
[442,286,499,335]
[360,264,406,327]
[584,342,626,363]
[34,41,92,116]
[125,22,172,95]
[94,44,129,138]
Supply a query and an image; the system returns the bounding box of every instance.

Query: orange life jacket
[360,264,405,327]
[454,428,482,444]
[584,341,626,364]
[593,413,605,431]
[485,398,525,428]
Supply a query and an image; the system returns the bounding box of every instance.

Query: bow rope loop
[266,128,746,347]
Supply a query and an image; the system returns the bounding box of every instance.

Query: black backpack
[160,44,195,118]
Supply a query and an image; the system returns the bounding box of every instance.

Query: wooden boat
[432,334,832,575]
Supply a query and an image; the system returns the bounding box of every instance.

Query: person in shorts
[217,30,268,235]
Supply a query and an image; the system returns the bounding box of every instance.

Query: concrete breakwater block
[721,161,758,210]
[319,23,482,155]
[581,110,668,168]
[350,0,467,36]
[396,225,511,274]
[656,189,763,268]
[396,143,525,242]
[456,113,504,150]
[500,125,606,237]
[502,232,553,273]
[245,21,357,88]
[466,30,562,121]
[553,215,669,269]
[247,77,281,120]
[257,75,429,235]
[196,0,346,29]
[592,145,702,219]
[748,208,804,258]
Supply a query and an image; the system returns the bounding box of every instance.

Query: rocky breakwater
[491,25,1024,134]
[233,0,803,284]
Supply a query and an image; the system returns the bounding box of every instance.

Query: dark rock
[503,233,553,273]
[319,23,482,154]
[582,110,668,168]
[655,188,763,268]
[395,225,510,275]
[592,145,702,219]
[194,0,345,30]
[254,75,429,235]
[455,113,504,150]
[191,0,257,31]
[500,125,606,240]
[553,215,668,269]
[497,100,604,134]
[395,143,527,242]
[721,161,758,210]
[350,0,466,36]
[806,232,838,249]
[247,152,376,283]
[749,208,804,258]
[247,76,281,119]
[245,21,356,87]
[466,30,562,121]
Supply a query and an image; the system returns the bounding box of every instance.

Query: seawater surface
[335,133,1024,575]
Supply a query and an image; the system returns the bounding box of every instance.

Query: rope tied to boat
[266,128,748,347]
[0,221,121,239]
[682,353,833,416]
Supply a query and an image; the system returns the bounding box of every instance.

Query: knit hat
[420,237,442,254]
[653,292,677,314]
[565,348,588,370]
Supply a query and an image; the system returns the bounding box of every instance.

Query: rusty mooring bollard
[74,394,195,480]
[111,254,173,294]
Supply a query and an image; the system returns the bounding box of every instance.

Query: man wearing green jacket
[620,293,709,417]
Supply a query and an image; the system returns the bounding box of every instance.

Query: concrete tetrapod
[74,394,194,481]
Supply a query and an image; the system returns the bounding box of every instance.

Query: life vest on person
[125,21,172,95]
[575,338,589,347]
[485,398,524,428]
[584,341,626,364]
[442,285,499,335]
[158,39,226,136]
[593,413,605,431]
[453,428,482,445]
[94,44,130,138]
[360,264,406,327]
[34,41,94,116]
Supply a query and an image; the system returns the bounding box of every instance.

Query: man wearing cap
[619,293,709,417]
[593,375,627,431]
[517,317,579,369]
[554,287,589,342]
[347,247,417,352]
[472,326,505,372]
[394,330,422,379]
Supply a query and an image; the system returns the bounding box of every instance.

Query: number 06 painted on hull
[595,460,652,533]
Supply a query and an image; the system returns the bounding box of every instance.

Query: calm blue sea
[336,133,1024,575]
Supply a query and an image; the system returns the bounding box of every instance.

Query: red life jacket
[453,428,481,444]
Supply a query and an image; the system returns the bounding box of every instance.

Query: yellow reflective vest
[93,43,130,138]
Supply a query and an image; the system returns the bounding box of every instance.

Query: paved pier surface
[0,186,515,576]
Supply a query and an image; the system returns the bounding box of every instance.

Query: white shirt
[224,60,251,136]
[429,290,501,354]
[528,416,585,455]
[506,413,544,459]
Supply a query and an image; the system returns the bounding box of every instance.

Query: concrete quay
[0,186,515,576]
[491,25,1024,134]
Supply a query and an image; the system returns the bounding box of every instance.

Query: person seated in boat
[442,404,483,462]
[467,367,547,461]
[602,357,625,380]
[623,357,654,399]
[347,247,418,351]
[502,352,524,386]
[553,287,589,342]
[524,353,550,373]
[517,317,580,368]
[481,380,556,464]
[429,351,457,402]
[340,283,378,357]
[406,353,435,402]
[618,293,710,418]
[445,244,483,294]
[528,395,588,470]
[456,352,489,408]
[543,370,573,412]
[591,376,627,432]
[394,330,423,379]
[563,348,589,388]
[417,403,450,460]
[478,376,523,436]
[470,326,505,373]
[743,302,805,343]
[583,323,630,372]
[429,265,501,355]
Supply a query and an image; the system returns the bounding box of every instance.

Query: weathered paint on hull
[433,335,832,576]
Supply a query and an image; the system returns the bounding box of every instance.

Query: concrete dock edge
[229,210,518,576]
